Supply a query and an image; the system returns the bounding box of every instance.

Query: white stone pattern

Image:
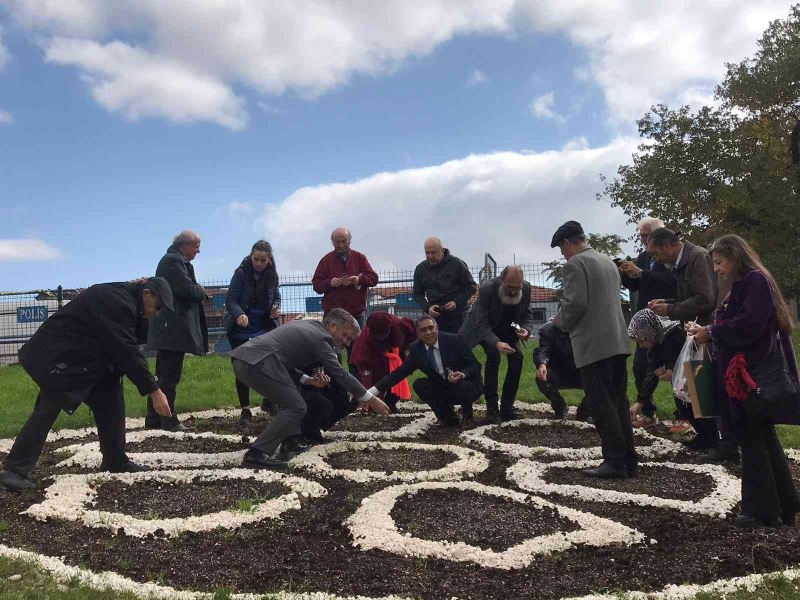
[396,400,577,416]
[326,412,437,440]
[460,418,683,460]
[346,481,645,570]
[24,469,327,538]
[507,459,741,519]
[290,441,489,483]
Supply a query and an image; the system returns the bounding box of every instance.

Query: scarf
[628,308,681,345]
[384,347,411,400]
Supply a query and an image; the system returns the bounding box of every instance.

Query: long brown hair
[709,234,795,332]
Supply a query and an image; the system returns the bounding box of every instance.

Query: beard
[499,286,523,305]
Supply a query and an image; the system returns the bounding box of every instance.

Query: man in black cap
[551,221,637,479]
[0,278,173,492]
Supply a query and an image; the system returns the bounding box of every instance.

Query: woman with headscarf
[349,312,416,413]
[627,309,720,450]
[224,240,281,421]
[689,235,799,528]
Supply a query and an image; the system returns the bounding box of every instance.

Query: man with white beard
[460,266,535,423]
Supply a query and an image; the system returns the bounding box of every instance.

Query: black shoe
[0,469,36,492]
[239,408,252,422]
[734,513,783,529]
[162,422,191,433]
[100,461,151,474]
[552,404,568,420]
[627,457,639,478]
[242,450,289,470]
[683,437,715,452]
[703,447,740,464]
[501,408,521,421]
[582,461,629,479]
[783,512,796,526]
[302,429,327,444]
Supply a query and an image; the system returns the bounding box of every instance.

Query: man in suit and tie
[230,308,390,470]
[459,265,536,423]
[368,315,482,427]
[551,221,637,479]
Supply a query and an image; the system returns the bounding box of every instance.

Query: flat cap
[550,220,585,248]
[144,276,174,312]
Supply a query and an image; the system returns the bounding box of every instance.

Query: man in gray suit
[230,308,390,469]
[551,221,637,479]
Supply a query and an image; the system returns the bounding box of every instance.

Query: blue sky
[0,1,792,289]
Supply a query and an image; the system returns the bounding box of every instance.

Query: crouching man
[0,278,174,492]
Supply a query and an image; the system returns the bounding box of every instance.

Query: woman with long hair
[224,241,281,421]
[689,234,799,528]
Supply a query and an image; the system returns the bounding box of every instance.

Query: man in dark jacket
[368,315,482,427]
[459,266,535,422]
[0,278,173,492]
[147,230,209,432]
[533,321,586,420]
[413,238,477,333]
[618,217,677,427]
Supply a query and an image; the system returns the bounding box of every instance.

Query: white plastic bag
[671,335,706,403]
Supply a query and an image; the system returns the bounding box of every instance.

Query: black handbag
[745,339,800,425]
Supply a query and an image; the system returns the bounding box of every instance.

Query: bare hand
[536,364,548,381]
[657,368,673,382]
[629,401,643,418]
[270,306,281,319]
[236,314,250,327]
[366,396,390,415]
[150,389,172,417]
[620,261,642,278]
[496,341,516,354]
[447,370,465,384]
[346,275,360,286]
[305,373,330,388]
[515,328,530,341]
[331,277,343,288]
[442,301,457,312]
[428,304,441,317]
[648,299,670,317]
[688,324,710,344]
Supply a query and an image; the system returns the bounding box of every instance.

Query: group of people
[1,222,798,531]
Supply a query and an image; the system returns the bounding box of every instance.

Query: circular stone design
[345,481,645,570]
[24,468,327,537]
[460,418,682,460]
[290,441,489,482]
[396,401,577,417]
[326,412,436,440]
[54,429,246,470]
[507,459,740,518]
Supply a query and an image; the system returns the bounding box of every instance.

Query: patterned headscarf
[627,309,681,345]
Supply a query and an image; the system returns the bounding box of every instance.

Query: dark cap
[550,220,585,248]
[144,276,174,312]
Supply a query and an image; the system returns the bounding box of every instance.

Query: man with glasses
[618,217,677,429]
[460,265,535,423]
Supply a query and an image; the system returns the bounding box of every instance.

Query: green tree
[599,5,800,299]
[543,233,625,289]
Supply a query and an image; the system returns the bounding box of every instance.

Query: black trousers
[413,376,481,420]
[633,345,657,417]
[535,365,583,413]
[146,350,184,428]
[739,403,800,521]
[674,399,720,449]
[579,354,636,467]
[435,310,465,334]
[301,378,358,437]
[481,331,523,410]
[4,369,128,477]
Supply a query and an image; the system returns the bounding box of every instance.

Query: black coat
[459,277,536,350]
[412,249,477,312]
[619,250,676,311]
[18,281,159,414]
[374,332,482,393]
[533,322,579,380]
[147,245,208,355]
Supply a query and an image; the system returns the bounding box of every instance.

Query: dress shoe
[582,461,629,479]
[0,469,36,492]
[163,422,192,433]
[702,447,740,464]
[734,513,783,529]
[552,404,568,420]
[302,429,327,444]
[281,436,310,454]
[683,437,716,452]
[242,449,289,470]
[501,408,521,421]
[100,461,151,474]
[239,408,252,422]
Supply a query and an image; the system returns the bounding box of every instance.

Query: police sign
[17,306,48,323]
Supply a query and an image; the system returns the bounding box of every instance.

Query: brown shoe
[632,415,657,428]
[669,420,695,434]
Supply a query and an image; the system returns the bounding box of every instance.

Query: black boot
[500,399,520,421]
[485,398,501,424]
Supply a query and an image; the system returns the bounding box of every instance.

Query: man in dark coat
[533,321,586,420]
[0,278,174,492]
[413,237,477,333]
[459,266,535,422]
[146,230,209,432]
[368,315,482,427]
[618,217,677,427]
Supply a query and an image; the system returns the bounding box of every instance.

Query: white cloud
[258,137,639,273]
[257,101,285,116]
[0,239,64,261]
[466,69,489,87]
[227,201,256,219]
[529,91,564,122]
[0,110,13,125]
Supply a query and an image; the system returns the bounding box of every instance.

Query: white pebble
[8,574,22,582]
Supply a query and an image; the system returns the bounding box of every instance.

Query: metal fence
[0,263,561,365]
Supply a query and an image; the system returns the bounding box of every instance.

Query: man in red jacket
[312,227,379,373]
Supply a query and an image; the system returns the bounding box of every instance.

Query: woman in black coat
[224,241,281,421]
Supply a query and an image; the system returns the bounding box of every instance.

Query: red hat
[366,312,393,340]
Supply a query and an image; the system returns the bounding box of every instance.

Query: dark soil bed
[487,422,657,449]
[392,488,579,551]
[93,478,289,519]
[126,437,245,454]
[184,415,270,437]
[329,415,418,433]
[543,465,715,501]
[325,447,455,472]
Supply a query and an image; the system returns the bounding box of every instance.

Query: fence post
[57,285,63,310]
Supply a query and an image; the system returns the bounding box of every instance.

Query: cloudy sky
[0,1,792,288]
